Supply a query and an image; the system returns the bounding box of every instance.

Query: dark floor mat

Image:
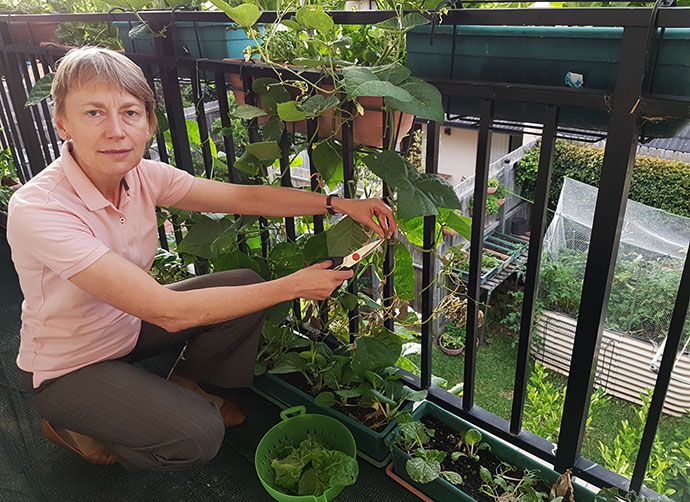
[0,232,420,502]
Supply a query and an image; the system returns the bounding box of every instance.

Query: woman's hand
[284,261,353,301]
[333,197,396,239]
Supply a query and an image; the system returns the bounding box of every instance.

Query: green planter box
[253,373,403,465]
[115,21,255,60]
[407,25,690,137]
[389,401,597,502]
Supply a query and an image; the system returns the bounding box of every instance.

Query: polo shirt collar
[60,141,134,212]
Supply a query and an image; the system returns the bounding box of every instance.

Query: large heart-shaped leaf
[176,215,234,259]
[246,141,281,160]
[438,208,472,242]
[351,326,402,376]
[385,77,444,123]
[407,456,441,484]
[325,216,369,257]
[211,249,268,278]
[212,1,260,27]
[25,72,53,108]
[301,94,340,118]
[372,63,410,86]
[277,101,307,122]
[393,243,414,301]
[363,150,461,219]
[342,67,413,101]
[233,104,268,120]
[234,150,263,175]
[295,4,334,34]
[269,241,304,277]
[269,352,307,374]
[312,140,343,190]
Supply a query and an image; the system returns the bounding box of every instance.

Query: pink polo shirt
[7,142,194,388]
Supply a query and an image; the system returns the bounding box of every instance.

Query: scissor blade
[340,239,384,268]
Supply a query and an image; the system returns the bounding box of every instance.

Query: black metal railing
[2,7,690,499]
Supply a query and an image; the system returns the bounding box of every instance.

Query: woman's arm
[173,177,396,238]
[69,250,352,332]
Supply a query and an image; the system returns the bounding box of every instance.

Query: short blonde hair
[51,47,157,133]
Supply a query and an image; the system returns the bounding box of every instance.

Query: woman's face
[54,80,151,182]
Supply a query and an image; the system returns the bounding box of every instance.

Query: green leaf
[384,77,444,123]
[269,241,304,277]
[312,140,343,190]
[211,249,268,278]
[339,291,358,312]
[363,150,461,219]
[277,101,307,122]
[154,106,169,133]
[266,300,292,322]
[464,428,482,446]
[213,1,260,27]
[314,391,336,407]
[311,449,358,487]
[303,231,328,264]
[301,94,340,118]
[128,22,151,38]
[393,243,414,301]
[372,63,411,86]
[234,150,261,175]
[246,141,281,161]
[439,208,472,242]
[441,471,463,485]
[479,465,492,484]
[176,216,234,259]
[25,73,54,108]
[270,352,307,374]
[375,12,430,32]
[281,18,302,30]
[233,104,268,120]
[342,67,413,101]
[326,216,369,257]
[406,456,441,484]
[351,326,403,376]
[262,116,285,143]
[295,4,334,34]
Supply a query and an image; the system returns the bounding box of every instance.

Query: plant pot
[226,60,414,148]
[253,372,405,465]
[407,24,690,137]
[487,186,497,194]
[389,401,598,502]
[496,197,505,206]
[115,22,256,60]
[8,21,60,46]
[437,337,464,356]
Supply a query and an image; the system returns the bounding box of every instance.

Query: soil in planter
[278,372,387,432]
[420,416,552,502]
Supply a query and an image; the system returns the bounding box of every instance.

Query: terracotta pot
[225,59,414,147]
[497,197,505,206]
[8,21,60,46]
[438,336,465,356]
[487,185,498,194]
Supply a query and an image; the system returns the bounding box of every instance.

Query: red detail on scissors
[352,253,361,261]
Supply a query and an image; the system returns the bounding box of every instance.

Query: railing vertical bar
[28,56,59,158]
[279,131,296,242]
[0,57,24,170]
[510,104,559,435]
[242,72,270,258]
[142,64,170,165]
[155,207,170,252]
[630,242,690,493]
[464,98,494,411]
[153,27,194,175]
[382,109,394,332]
[214,72,236,182]
[191,72,213,179]
[307,119,324,234]
[421,120,440,390]
[18,53,51,165]
[342,102,359,337]
[0,30,44,181]
[555,25,650,473]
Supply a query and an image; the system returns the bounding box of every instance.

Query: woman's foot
[41,420,117,465]
[168,373,245,427]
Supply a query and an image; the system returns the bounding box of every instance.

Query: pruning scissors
[319,239,385,270]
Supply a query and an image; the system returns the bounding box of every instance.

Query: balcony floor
[0,231,419,502]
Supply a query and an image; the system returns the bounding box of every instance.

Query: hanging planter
[8,21,60,46]
[387,401,598,502]
[407,24,690,137]
[114,22,257,60]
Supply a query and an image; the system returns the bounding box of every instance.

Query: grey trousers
[20,269,266,472]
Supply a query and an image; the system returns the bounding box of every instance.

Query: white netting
[541,177,690,344]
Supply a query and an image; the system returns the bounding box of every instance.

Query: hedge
[514,140,690,218]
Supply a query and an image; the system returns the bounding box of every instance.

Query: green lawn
[407,330,690,465]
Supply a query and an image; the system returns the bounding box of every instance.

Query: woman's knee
[167,268,265,292]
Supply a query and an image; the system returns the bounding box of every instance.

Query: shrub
[514,140,690,218]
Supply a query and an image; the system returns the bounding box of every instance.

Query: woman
[6,47,395,471]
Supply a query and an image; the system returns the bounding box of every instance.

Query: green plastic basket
[255,406,357,502]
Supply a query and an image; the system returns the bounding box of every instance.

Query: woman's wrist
[326,194,345,215]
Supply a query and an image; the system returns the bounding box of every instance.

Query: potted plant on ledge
[438,319,466,356]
